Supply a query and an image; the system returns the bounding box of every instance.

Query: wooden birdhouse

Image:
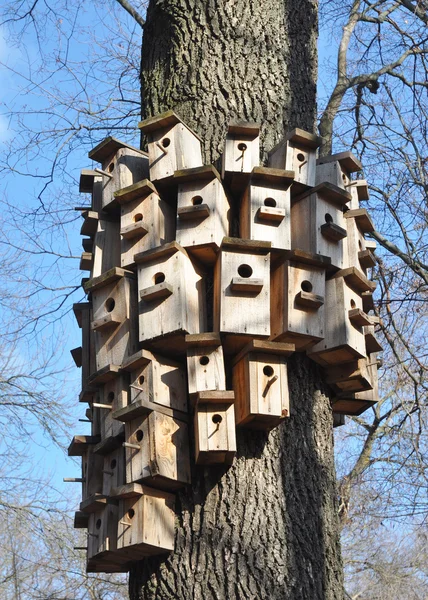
[270,259,325,350]
[240,167,294,252]
[72,302,96,400]
[113,349,188,420]
[331,353,380,416]
[174,165,231,265]
[87,503,119,562]
[80,209,99,237]
[92,214,121,278]
[102,446,126,497]
[185,333,226,399]
[116,484,175,557]
[124,412,191,490]
[193,391,236,465]
[88,137,149,213]
[347,178,369,211]
[307,268,376,366]
[268,128,322,191]
[114,179,175,270]
[214,238,271,353]
[343,208,376,274]
[79,169,103,212]
[316,151,362,190]
[85,268,138,374]
[136,241,206,354]
[221,122,260,193]
[325,356,375,394]
[97,376,129,440]
[138,110,203,184]
[363,316,383,355]
[80,446,105,510]
[232,340,294,429]
[291,182,352,270]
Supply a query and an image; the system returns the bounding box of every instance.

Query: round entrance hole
[350,299,356,309]
[212,414,223,425]
[237,142,247,152]
[162,137,171,148]
[153,272,165,285]
[192,196,203,205]
[297,153,305,162]
[301,280,313,293]
[107,391,115,403]
[325,213,333,224]
[237,264,253,278]
[139,375,145,385]
[263,365,274,377]
[264,197,277,207]
[199,356,210,366]
[96,519,102,529]
[134,213,143,222]
[136,429,144,442]
[105,298,115,312]
[108,162,115,173]
[110,459,117,470]
[127,509,135,519]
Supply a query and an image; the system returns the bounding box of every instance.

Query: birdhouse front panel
[102,446,125,496]
[146,124,203,182]
[99,377,129,439]
[222,132,260,177]
[186,343,226,397]
[240,181,291,250]
[129,355,188,414]
[267,129,320,188]
[124,412,191,490]
[117,490,175,555]
[233,352,289,428]
[82,447,104,501]
[315,160,350,190]
[100,147,150,211]
[78,303,96,392]
[87,503,119,559]
[214,247,270,337]
[344,217,369,273]
[91,273,138,371]
[194,402,236,465]
[271,261,325,349]
[92,217,121,278]
[120,193,175,269]
[176,176,230,253]
[137,247,205,343]
[308,276,367,366]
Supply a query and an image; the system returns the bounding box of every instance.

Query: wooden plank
[232,339,295,367]
[89,136,148,163]
[329,266,376,293]
[250,166,294,187]
[93,431,125,456]
[174,164,221,183]
[348,308,372,327]
[70,346,83,367]
[134,240,182,265]
[140,282,173,302]
[74,511,89,529]
[112,397,189,423]
[230,277,264,293]
[79,169,98,193]
[84,266,135,293]
[185,332,222,347]
[292,182,352,207]
[193,391,235,404]
[227,121,260,136]
[316,151,362,173]
[138,109,202,141]
[114,179,158,204]
[220,237,271,254]
[320,222,347,241]
[344,208,375,233]
[68,435,101,456]
[177,204,210,220]
[79,494,108,514]
[88,365,121,385]
[295,290,324,309]
[286,128,322,149]
[359,249,376,269]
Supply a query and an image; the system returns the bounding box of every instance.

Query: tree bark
[131,1,344,598]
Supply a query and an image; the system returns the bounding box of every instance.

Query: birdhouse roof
[316,151,362,173]
[114,179,159,204]
[88,136,148,163]
[138,109,203,142]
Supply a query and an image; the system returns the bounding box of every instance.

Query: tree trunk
[130,2,344,599]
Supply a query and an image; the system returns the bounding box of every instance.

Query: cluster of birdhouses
[68,111,382,572]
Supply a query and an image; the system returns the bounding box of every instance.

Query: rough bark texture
[131,2,344,598]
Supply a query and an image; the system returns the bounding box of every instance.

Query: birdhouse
[232,340,294,429]
[331,353,380,416]
[325,356,375,394]
[136,242,206,354]
[193,391,236,465]
[92,215,121,278]
[87,503,120,562]
[347,179,369,210]
[307,268,376,366]
[221,122,260,193]
[102,446,126,497]
[291,183,352,270]
[114,179,175,270]
[138,110,203,184]
[80,210,99,237]
[80,446,105,508]
[316,151,362,192]
[185,333,226,399]
[174,165,231,265]
[79,169,103,212]
[240,167,294,251]
[85,268,138,373]
[97,376,129,440]
[343,208,376,274]
[73,302,96,397]
[270,259,325,350]
[124,411,191,490]
[88,137,149,212]
[363,316,383,354]
[116,484,175,557]
[268,128,322,191]
[214,238,271,353]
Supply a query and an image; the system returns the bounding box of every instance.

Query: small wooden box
[307,270,373,366]
[117,486,175,556]
[115,179,175,269]
[214,238,271,351]
[194,392,236,465]
[124,412,191,490]
[81,446,104,503]
[136,242,205,352]
[98,376,129,440]
[138,110,203,183]
[102,446,126,496]
[331,353,379,415]
[221,122,260,193]
[232,340,294,429]
[175,166,231,265]
[343,208,375,274]
[316,151,362,191]
[88,137,149,212]
[325,356,374,394]
[73,302,96,393]
[347,179,369,210]
[291,183,351,270]
[79,170,103,212]
[87,503,119,560]
[86,268,138,372]
[240,167,293,251]
[270,260,325,349]
[268,128,321,190]
[186,333,226,398]
[91,215,121,278]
